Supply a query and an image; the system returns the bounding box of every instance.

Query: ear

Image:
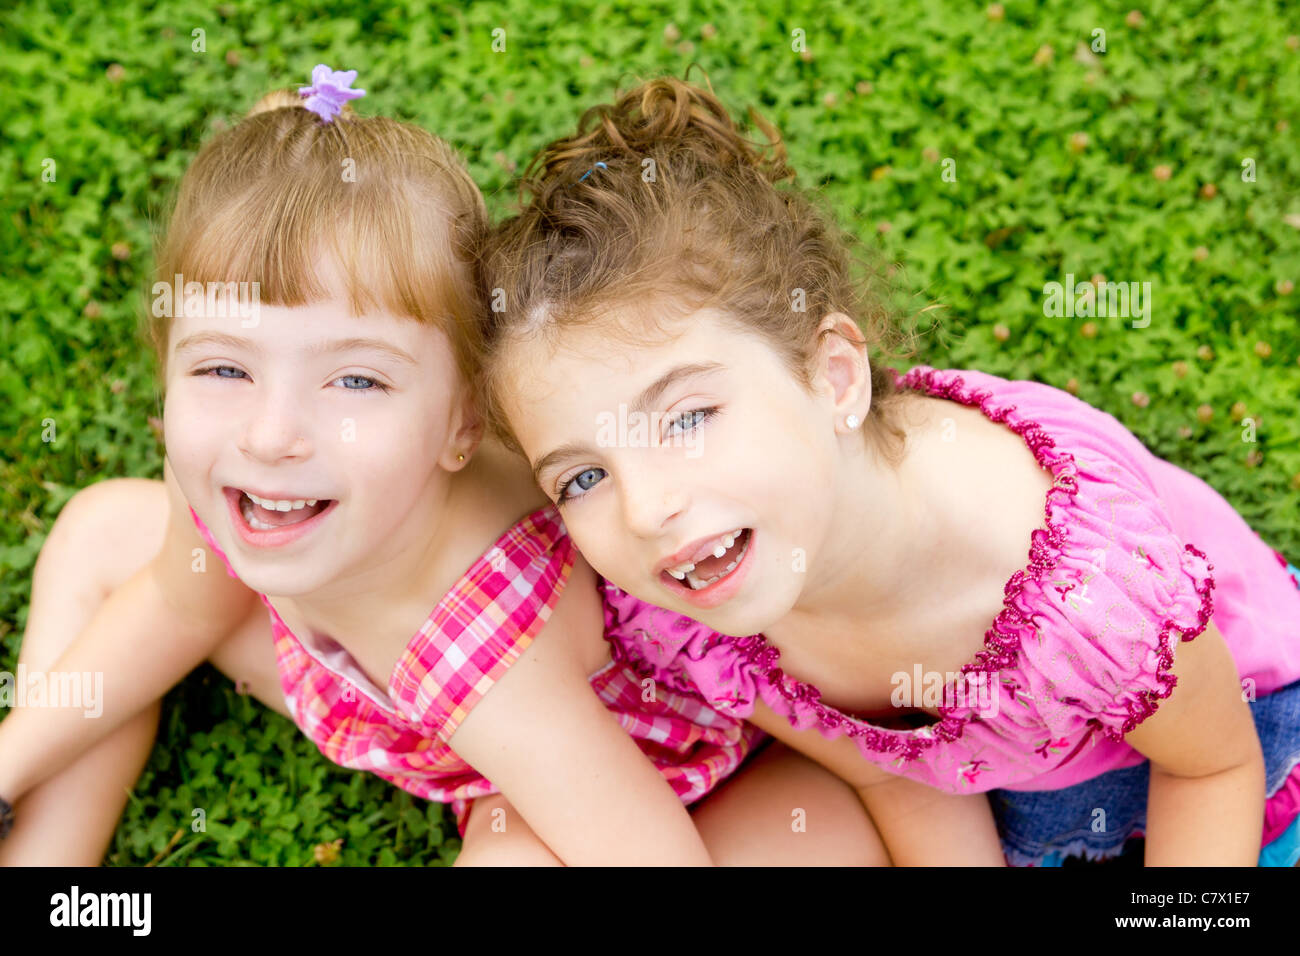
[812,312,871,433]
[440,384,485,472]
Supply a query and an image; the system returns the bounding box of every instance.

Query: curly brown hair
[477,74,926,467]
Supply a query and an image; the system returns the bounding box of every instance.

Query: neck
[776,401,965,642]
[268,465,471,644]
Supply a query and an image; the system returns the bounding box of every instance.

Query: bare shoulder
[906,389,1054,557]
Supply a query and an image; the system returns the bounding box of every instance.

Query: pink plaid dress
[190,506,765,839]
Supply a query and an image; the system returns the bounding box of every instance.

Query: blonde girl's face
[162,261,472,598]
[504,308,845,638]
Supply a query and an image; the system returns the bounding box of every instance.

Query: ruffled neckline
[704,366,1085,760]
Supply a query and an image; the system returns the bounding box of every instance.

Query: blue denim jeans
[990,561,1300,867]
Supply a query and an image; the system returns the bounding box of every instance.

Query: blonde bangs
[150,105,487,381]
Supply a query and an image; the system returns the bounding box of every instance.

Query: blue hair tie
[577,161,608,183]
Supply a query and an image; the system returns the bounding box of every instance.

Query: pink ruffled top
[603,366,1300,794]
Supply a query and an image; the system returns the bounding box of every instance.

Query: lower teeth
[241,495,275,530]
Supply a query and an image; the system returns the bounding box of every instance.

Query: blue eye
[664,407,717,438]
[557,467,606,504]
[195,365,248,380]
[333,375,388,392]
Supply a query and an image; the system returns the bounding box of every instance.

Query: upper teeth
[245,491,319,511]
[664,529,744,578]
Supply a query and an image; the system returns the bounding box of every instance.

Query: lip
[657,528,756,610]
[223,486,337,550]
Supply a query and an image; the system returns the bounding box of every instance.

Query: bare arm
[446,557,714,866]
[853,769,1005,865]
[0,462,256,801]
[1123,618,1264,866]
[745,697,1006,865]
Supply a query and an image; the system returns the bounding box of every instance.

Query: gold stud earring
[457,453,465,462]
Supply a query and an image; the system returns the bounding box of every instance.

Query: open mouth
[225,487,337,546]
[238,490,330,530]
[661,528,753,591]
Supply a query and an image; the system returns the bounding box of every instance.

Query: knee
[451,842,500,867]
[36,479,166,590]
[453,799,562,866]
[45,478,162,546]
[452,838,562,867]
[451,835,518,867]
[18,480,168,673]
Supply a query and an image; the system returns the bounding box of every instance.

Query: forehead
[167,292,441,346]
[500,307,777,440]
[506,307,721,393]
[164,248,450,347]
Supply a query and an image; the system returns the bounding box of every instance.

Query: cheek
[328,396,449,493]
[719,398,835,551]
[562,504,630,580]
[162,390,227,478]
[719,393,826,489]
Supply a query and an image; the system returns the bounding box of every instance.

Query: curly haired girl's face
[162,260,468,597]
[505,307,848,638]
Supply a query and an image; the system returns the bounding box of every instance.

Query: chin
[697,600,781,638]
[211,513,343,598]
[660,573,793,639]
[221,556,332,599]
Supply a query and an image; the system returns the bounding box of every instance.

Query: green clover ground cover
[1,0,1296,865]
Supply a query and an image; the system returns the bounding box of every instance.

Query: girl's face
[163,260,474,598]
[504,307,859,638]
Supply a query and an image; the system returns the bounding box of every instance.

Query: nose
[618,465,688,539]
[238,386,312,465]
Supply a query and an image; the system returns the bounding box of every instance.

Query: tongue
[249,498,326,528]
[692,533,744,578]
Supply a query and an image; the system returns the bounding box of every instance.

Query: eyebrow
[306,337,418,367]
[172,331,259,355]
[530,361,726,486]
[172,332,417,366]
[630,361,725,415]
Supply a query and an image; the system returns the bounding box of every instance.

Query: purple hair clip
[298,64,366,123]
